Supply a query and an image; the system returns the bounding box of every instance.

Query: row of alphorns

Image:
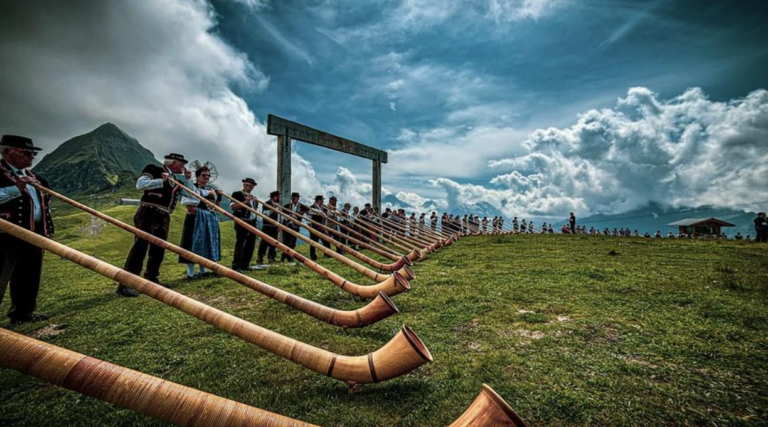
[0,180,527,426]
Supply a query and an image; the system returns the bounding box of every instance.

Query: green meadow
[1,205,767,426]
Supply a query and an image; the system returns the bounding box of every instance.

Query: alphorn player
[308,195,331,261]
[0,135,54,323]
[256,190,280,264]
[280,192,304,262]
[118,153,188,297]
[326,196,345,254]
[230,177,258,272]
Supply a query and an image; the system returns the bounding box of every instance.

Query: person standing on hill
[569,212,576,234]
[118,153,189,297]
[256,191,281,264]
[230,178,258,271]
[0,135,55,323]
[755,212,768,242]
[281,192,305,262]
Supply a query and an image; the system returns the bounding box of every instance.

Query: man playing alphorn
[256,190,280,264]
[230,178,258,271]
[118,153,188,297]
[281,192,304,262]
[0,135,54,323]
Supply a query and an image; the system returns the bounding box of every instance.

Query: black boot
[115,284,139,298]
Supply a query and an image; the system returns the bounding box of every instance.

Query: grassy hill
[1,206,767,426]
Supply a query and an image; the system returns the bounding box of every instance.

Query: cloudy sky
[1,0,767,219]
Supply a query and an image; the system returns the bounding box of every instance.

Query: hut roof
[667,217,736,227]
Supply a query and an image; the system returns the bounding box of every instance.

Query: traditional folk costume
[308,196,331,261]
[178,170,223,278]
[119,153,188,296]
[0,135,54,322]
[256,191,281,264]
[231,178,258,270]
[281,192,304,262]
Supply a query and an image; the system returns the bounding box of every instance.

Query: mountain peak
[33,124,160,195]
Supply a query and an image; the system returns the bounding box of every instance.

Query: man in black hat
[117,153,189,297]
[256,190,281,264]
[281,192,305,262]
[230,178,258,271]
[308,195,331,261]
[0,135,55,323]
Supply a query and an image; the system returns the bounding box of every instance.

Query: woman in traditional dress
[179,161,223,279]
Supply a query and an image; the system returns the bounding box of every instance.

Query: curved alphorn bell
[31,184,396,329]
[1,328,526,426]
[226,194,412,275]
[448,384,529,427]
[170,179,409,299]
[0,219,431,383]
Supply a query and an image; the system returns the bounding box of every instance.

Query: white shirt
[0,163,43,222]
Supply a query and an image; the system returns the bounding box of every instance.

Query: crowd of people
[1,134,766,321]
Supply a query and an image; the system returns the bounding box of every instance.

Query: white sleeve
[136,174,163,190]
[0,185,22,205]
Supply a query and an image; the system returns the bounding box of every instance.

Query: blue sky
[210,0,768,187]
[1,0,767,218]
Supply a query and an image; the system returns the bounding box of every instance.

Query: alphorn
[0,328,527,426]
[316,210,402,257]
[170,179,409,299]
[314,206,404,258]
[225,194,412,276]
[356,215,439,255]
[373,214,447,247]
[32,184,396,329]
[0,218,431,384]
[0,327,318,427]
[351,215,433,262]
[263,199,402,261]
[332,208,420,256]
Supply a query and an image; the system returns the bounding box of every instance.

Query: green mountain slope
[33,122,159,195]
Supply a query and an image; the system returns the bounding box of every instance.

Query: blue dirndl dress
[179,185,221,263]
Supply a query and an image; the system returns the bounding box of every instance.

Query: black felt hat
[242,177,257,185]
[269,190,280,198]
[164,153,188,164]
[314,195,325,201]
[329,196,337,201]
[291,192,300,198]
[0,135,43,151]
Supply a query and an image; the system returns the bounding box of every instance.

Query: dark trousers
[332,226,346,253]
[281,226,299,261]
[257,225,279,262]
[309,226,330,259]
[0,228,45,320]
[123,206,170,282]
[232,220,257,269]
[757,230,768,243]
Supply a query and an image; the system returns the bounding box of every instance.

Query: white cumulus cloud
[0,0,324,198]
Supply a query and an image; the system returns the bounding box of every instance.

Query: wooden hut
[667,217,735,237]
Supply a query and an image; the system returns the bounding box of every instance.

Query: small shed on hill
[667,218,735,237]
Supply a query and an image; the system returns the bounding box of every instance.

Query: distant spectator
[734,232,743,240]
[654,230,662,238]
[754,212,767,242]
[569,212,576,233]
